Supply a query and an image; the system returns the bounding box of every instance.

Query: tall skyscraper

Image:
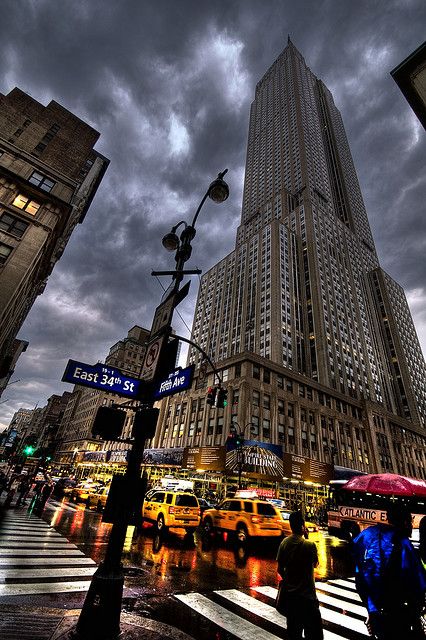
[156,42,426,479]
[0,88,109,389]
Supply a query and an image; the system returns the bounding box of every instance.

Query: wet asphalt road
[42,496,354,601]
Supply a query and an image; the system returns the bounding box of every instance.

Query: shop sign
[83,451,108,462]
[143,447,184,467]
[108,450,129,463]
[182,446,226,471]
[282,453,333,484]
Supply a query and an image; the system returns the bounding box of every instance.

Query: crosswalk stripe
[0,549,85,556]
[0,557,95,566]
[223,588,348,640]
[253,585,365,619]
[315,582,362,602]
[329,578,357,590]
[254,586,367,636]
[177,586,366,640]
[0,567,97,580]
[175,592,283,640]
[0,509,97,596]
[0,581,93,597]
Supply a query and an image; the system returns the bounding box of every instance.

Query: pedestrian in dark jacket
[419,515,426,570]
[353,503,426,639]
[33,479,54,513]
[15,476,31,506]
[276,510,323,640]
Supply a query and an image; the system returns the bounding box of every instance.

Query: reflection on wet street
[44,498,354,596]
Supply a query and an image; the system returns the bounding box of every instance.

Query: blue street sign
[62,359,142,399]
[154,365,194,399]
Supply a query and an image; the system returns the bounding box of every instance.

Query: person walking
[419,515,426,570]
[15,475,31,507]
[276,510,323,640]
[353,503,426,639]
[33,478,55,514]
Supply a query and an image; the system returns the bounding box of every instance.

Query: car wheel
[236,523,249,544]
[202,517,214,536]
[157,514,167,532]
[96,500,103,513]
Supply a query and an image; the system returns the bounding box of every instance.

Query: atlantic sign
[62,359,142,399]
[153,365,194,400]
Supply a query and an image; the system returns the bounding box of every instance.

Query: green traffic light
[23,445,35,456]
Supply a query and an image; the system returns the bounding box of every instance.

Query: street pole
[75,170,229,640]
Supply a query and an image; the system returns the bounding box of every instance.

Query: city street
[0,495,364,639]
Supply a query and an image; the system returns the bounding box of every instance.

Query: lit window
[0,242,13,264]
[12,194,40,215]
[28,171,55,192]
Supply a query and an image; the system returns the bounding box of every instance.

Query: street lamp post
[75,170,229,640]
[230,422,254,489]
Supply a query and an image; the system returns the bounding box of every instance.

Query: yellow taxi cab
[86,485,109,512]
[202,494,282,543]
[70,481,102,503]
[142,490,201,534]
[276,508,319,536]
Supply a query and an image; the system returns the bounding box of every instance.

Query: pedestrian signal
[92,406,126,440]
[132,407,160,440]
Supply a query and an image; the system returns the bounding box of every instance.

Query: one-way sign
[62,359,142,399]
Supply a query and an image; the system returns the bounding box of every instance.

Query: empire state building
[157,41,426,479]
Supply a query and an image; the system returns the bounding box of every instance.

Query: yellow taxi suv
[142,490,201,534]
[86,486,109,512]
[202,497,282,543]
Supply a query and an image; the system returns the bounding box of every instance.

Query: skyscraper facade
[156,42,426,479]
[0,88,109,389]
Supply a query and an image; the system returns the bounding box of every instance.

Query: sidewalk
[0,500,195,640]
[0,603,196,640]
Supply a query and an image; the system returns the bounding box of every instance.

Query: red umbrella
[343,473,426,497]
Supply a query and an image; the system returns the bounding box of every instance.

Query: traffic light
[207,386,218,406]
[92,406,126,440]
[215,387,228,408]
[235,434,244,448]
[23,445,35,456]
[132,407,160,440]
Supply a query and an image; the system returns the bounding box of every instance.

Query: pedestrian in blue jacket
[353,503,426,639]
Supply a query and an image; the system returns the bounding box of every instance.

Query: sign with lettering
[282,453,333,484]
[154,365,194,399]
[62,359,142,399]
[338,505,388,523]
[182,446,226,471]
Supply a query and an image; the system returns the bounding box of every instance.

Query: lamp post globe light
[76,169,229,640]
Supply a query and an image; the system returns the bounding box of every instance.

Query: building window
[263,369,271,384]
[277,374,284,389]
[0,213,29,238]
[28,171,55,192]
[263,394,270,410]
[12,194,40,215]
[0,242,13,264]
[252,390,260,406]
[235,362,241,378]
[253,363,260,379]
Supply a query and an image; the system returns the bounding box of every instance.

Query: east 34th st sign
[62,360,142,399]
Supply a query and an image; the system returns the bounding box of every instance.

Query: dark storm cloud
[1,0,425,427]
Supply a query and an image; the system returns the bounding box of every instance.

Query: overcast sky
[1,0,425,430]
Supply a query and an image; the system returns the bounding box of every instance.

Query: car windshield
[175,495,198,507]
